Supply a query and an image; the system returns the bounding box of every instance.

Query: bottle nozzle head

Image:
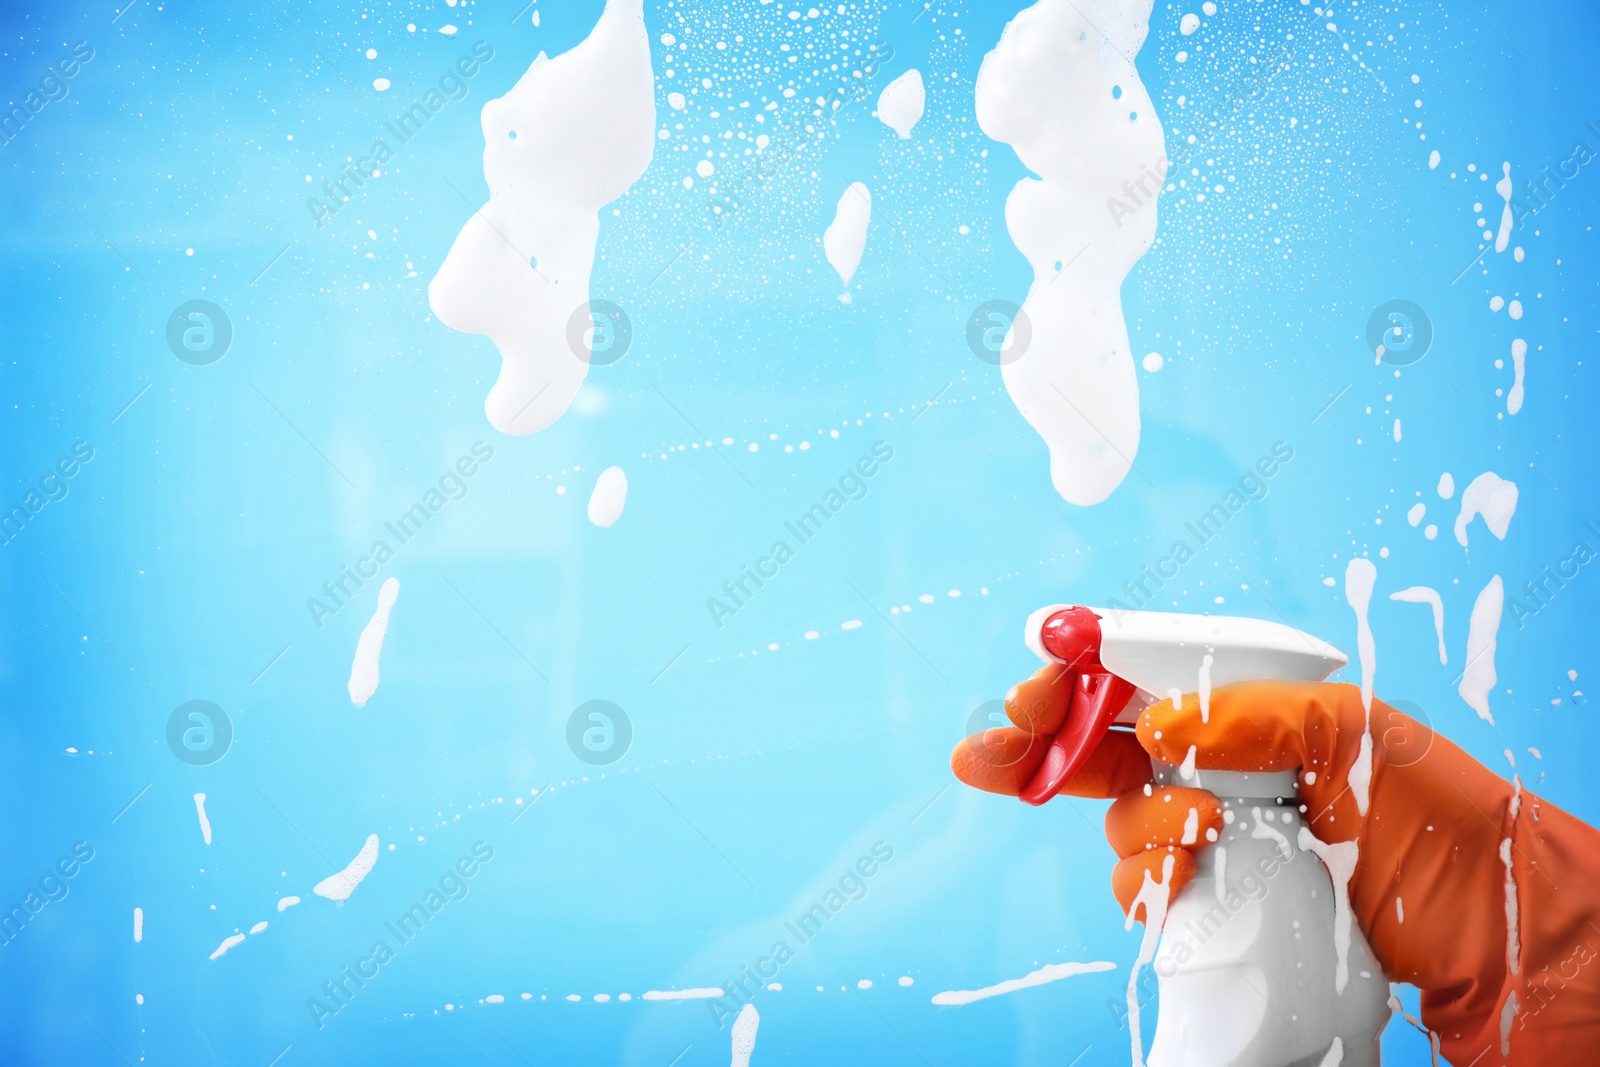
[1034,605,1104,671]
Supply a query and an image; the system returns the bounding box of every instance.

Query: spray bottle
[1021,605,1389,1067]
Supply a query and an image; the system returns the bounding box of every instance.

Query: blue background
[1,0,1594,1063]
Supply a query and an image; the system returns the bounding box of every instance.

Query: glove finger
[1104,786,1224,859]
[951,726,1152,800]
[1057,729,1154,800]
[1003,661,1077,733]
[1135,681,1376,842]
[1111,848,1196,925]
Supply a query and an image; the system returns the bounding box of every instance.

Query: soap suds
[133,907,143,942]
[1494,162,1513,252]
[1460,576,1504,725]
[730,1003,759,1067]
[313,834,380,902]
[876,68,925,138]
[194,793,212,845]
[823,182,872,299]
[1124,852,1175,1067]
[1389,586,1446,665]
[1507,339,1527,415]
[348,577,400,707]
[931,959,1115,1006]
[209,933,246,960]
[1298,828,1359,994]
[250,920,268,935]
[277,896,301,912]
[1454,472,1518,546]
[429,0,656,435]
[975,0,1164,506]
[1344,559,1377,816]
[1437,472,1454,499]
[587,466,628,527]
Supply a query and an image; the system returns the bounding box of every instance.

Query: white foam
[1495,163,1514,252]
[349,577,400,707]
[429,0,656,435]
[1197,652,1213,723]
[1298,827,1360,994]
[278,896,301,912]
[1460,576,1504,725]
[1124,853,1174,1067]
[133,907,143,942]
[1453,472,1518,546]
[975,0,1163,506]
[194,793,212,846]
[1407,502,1426,527]
[1501,834,1521,978]
[1317,1036,1345,1067]
[209,933,246,961]
[1180,12,1199,33]
[314,833,380,902]
[587,466,628,527]
[730,1003,759,1067]
[1344,559,1377,816]
[877,68,925,139]
[1389,586,1446,665]
[823,182,872,297]
[1437,472,1454,499]
[1428,149,1440,169]
[931,959,1115,1006]
[250,920,268,935]
[1507,339,1527,415]
[641,987,724,1001]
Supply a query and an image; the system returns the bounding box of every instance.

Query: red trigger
[1019,607,1137,806]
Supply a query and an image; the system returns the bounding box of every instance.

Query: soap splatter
[1298,827,1359,994]
[133,907,143,942]
[975,0,1163,506]
[1316,1036,1345,1067]
[1389,586,1446,664]
[1454,472,1518,547]
[730,1003,759,1067]
[428,0,656,435]
[313,834,380,902]
[1460,575,1504,725]
[209,933,246,961]
[1437,472,1455,499]
[250,920,268,935]
[277,896,301,912]
[587,466,628,527]
[1197,653,1213,723]
[194,793,212,846]
[931,959,1115,1006]
[1494,162,1513,252]
[1124,852,1175,1067]
[823,182,872,300]
[641,987,724,1001]
[349,577,400,707]
[1344,558,1377,816]
[876,68,925,139]
[1507,339,1527,415]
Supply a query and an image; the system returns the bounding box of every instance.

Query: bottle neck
[1150,761,1299,801]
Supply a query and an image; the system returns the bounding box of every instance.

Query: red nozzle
[1037,606,1104,670]
[1019,607,1136,806]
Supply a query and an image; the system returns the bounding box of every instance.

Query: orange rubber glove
[952,669,1600,1066]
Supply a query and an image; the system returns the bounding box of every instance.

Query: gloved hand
[952,669,1600,1066]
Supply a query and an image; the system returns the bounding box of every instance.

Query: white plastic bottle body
[1146,767,1389,1067]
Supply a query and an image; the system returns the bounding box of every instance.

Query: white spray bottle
[1020,605,1389,1067]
